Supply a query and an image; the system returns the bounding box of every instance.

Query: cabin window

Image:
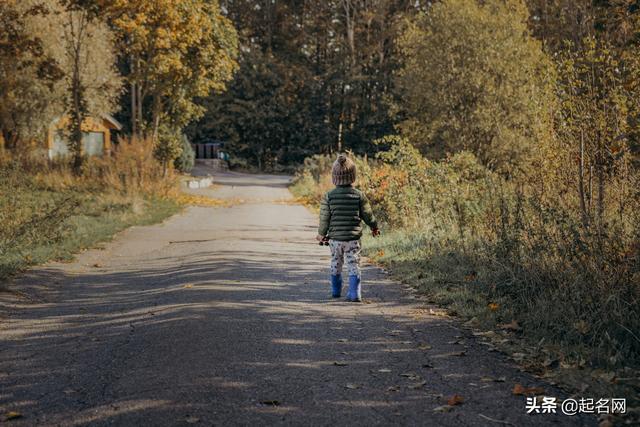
[52,130,70,157]
[50,130,105,158]
[82,132,105,156]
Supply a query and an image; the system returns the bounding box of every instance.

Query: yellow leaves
[447,394,464,406]
[499,320,521,332]
[109,0,238,123]
[174,194,230,207]
[573,320,590,335]
[488,302,499,311]
[4,411,22,421]
[512,384,545,396]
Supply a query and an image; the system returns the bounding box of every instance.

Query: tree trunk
[578,130,589,227]
[137,83,143,137]
[71,55,84,175]
[151,94,161,143]
[131,80,137,137]
[65,10,89,175]
[130,48,137,137]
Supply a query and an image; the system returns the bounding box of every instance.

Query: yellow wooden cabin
[46,115,122,159]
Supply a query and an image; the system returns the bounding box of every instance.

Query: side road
[0,171,594,426]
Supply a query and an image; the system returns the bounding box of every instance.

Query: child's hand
[372,228,381,237]
[316,234,326,242]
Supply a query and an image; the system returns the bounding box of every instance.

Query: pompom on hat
[332,153,356,186]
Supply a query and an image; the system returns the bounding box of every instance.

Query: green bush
[174,134,195,173]
[154,125,183,176]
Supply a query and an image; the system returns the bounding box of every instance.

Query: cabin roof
[103,114,122,131]
[50,114,123,131]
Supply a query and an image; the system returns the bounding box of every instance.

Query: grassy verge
[0,137,185,283]
[0,181,182,284]
[359,229,639,419]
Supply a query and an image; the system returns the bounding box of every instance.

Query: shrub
[153,125,183,176]
[174,134,195,173]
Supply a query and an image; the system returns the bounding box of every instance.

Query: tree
[395,0,556,175]
[556,37,636,227]
[58,4,121,172]
[153,124,182,176]
[102,0,238,139]
[0,1,63,150]
[174,134,195,173]
[1,0,120,168]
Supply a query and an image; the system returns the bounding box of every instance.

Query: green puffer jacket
[318,185,378,241]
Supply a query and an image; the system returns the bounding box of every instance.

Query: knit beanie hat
[332,154,356,186]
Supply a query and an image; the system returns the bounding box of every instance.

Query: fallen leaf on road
[333,361,348,366]
[433,351,466,358]
[465,317,480,327]
[92,263,103,268]
[418,343,432,350]
[433,405,453,413]
[499,320,521,332]
[410,381,427,389]
[345,383,360,389]
[260,400,280,406]
[473,330,498,338]
[478,414,515,426]
[596,371,616,383]
[447,394,464,406]
[512,384,545,396]
[481,376,506,383]
[183,284,193,289]
[574,320,589,334]
[598,417,614,427]
[400,372,420,380]
[511,353,527,362]
[337,338,348,343]
[4,412,22,421]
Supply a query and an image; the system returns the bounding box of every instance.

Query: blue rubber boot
[331,274,343,298]
[347,275,361,302]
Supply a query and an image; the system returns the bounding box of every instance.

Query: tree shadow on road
[0,250,595,426]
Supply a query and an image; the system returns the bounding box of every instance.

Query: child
[316,154,380,302]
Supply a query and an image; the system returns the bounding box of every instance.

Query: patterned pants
[329,239,361,277]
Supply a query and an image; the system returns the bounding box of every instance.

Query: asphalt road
[0,171,594,426]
